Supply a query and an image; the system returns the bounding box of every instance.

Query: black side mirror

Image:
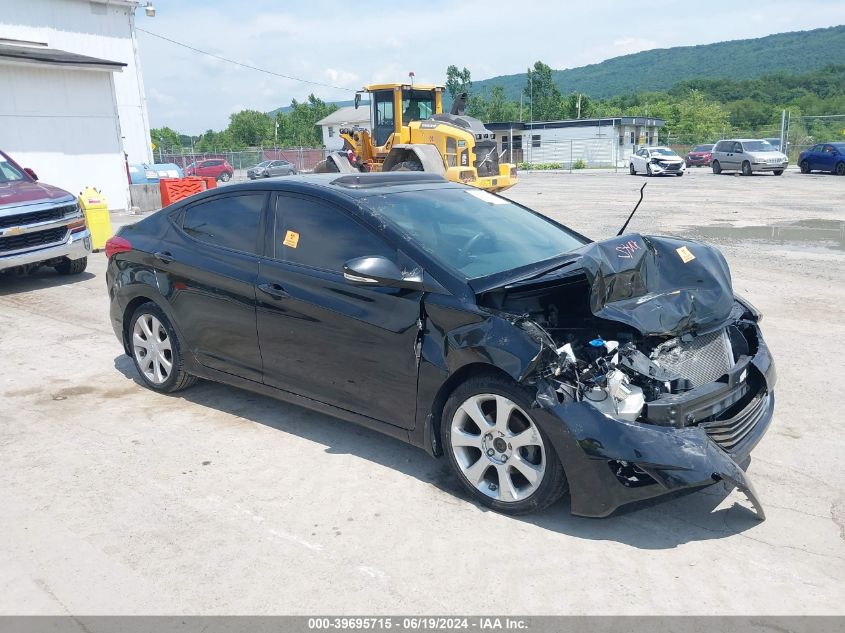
[343,255,424,290]
[354,93,361,109]
[23,167,38,181]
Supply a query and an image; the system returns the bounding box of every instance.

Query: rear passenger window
[182,193,264,254]
[274,195,394,272]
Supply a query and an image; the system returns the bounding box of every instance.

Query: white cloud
[138,0,845,133]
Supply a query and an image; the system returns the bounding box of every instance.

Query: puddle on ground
[689,218,845,251]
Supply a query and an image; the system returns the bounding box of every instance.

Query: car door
[808,145,823,170]
[255,192,424,429]
[820,145,836,171]
[160,191,267,382]
[631,149,644,172]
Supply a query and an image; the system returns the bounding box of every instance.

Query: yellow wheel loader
[315,83,517,192]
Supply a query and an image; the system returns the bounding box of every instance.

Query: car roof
[646,146,674,151]
[212,172,463,200]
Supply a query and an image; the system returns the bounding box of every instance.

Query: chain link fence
[517,138,624,170]
[156,148,330,180]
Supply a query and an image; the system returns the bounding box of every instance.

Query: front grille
[0,203,76,230]
[663,163,681,171]
[703,392,770,452]
[652,329,734,387]
[0,226,68,254]
[474,141,499,178]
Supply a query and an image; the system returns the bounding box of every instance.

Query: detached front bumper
[535,322,775,519]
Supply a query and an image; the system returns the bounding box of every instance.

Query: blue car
[798,143,845,175]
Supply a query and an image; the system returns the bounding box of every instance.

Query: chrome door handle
[258,283,290,299]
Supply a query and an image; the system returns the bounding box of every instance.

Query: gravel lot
[1,167,843,615]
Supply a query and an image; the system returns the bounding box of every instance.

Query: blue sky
[137,1,845,133]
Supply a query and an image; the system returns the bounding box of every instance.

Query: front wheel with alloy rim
[441,374,567,515]
[629,163,636,175]
[800,160,810,174]
[646,164,653,176]
[741,161,752,176]
[129,302,196,393]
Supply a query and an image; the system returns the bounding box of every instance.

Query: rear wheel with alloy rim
[218,172,232,182]
[129,302,196,393]
[712,160,722,174]
[442,374,567,515]
[836,162,845,176]
[742,161,752,176]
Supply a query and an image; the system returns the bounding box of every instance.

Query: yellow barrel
[78,186,112,251]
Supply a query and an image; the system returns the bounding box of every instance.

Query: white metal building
[487,117,665,166]
[317,106,371,151]
[0,0,153,211]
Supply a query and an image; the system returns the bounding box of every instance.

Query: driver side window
[273,195,395,272]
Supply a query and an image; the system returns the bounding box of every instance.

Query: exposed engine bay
[477,233,764,432]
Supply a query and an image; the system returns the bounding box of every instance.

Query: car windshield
[0,157,26,183]
[256,161,271,167]
[744,141,775,152]
[649,148,677,157]
[363,188,587,279]
[693,145,713,152]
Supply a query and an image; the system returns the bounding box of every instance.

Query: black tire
[440,373,568,515]
[390,160,423,172]
[677,171,684,177]
[800,160,810,174]
[712,160,722,174]
[218,172,232,182]
[128,302,197,393]
[54,256,87,275]
[629,162,636,175]
[836,162,845,176]
[741,161,752,176]
[646,163,653,176]
[773,170,784,176]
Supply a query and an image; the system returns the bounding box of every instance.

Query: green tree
[150,127,181,152]
[446,65,473,100]
[670,90,730,143]
[524,61,562,121]
[227,110,273,147]
[562,93,593,119]
[275,94,337,147]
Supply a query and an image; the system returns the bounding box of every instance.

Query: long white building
[0,0,154,210]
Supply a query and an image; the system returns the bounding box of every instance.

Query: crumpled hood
[0,179,75,211]
[579,233,734,336]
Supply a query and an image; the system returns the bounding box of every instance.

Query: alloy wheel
[132,314,173,385]
[449,393,546,503]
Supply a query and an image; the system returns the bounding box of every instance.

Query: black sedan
[105,173,775,518]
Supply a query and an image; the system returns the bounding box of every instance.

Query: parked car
[128,163,183,184]
[185,159,234,182]
[248,159,297,179]
[106,173,774,519]
[629,147,686,176]
[685,144,714,167]
[710,139,788,176]
[798,143,845,175]
[0,149,91,276]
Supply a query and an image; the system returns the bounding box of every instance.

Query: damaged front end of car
[474,233,776,519]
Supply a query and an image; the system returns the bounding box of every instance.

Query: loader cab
[365,84,443,147]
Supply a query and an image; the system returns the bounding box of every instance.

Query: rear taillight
[105,236,132,258]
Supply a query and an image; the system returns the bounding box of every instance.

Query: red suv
[185,158,234,182]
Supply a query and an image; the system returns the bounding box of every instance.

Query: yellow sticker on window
[283,230,299,248]
[676,246,695,263]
